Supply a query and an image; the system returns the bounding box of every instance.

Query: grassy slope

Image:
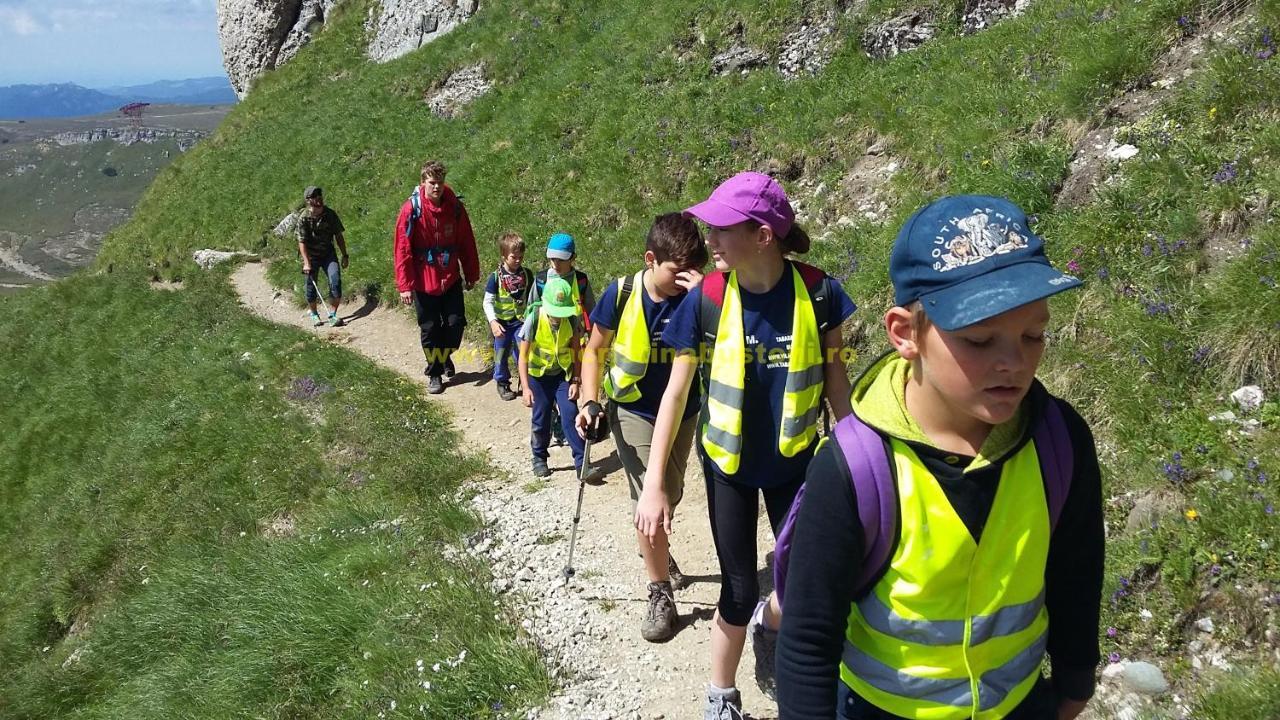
[0,270,548,717]
[3,0,1279,714]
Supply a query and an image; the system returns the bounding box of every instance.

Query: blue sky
[0,0,226,87]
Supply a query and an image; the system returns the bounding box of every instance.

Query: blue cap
[890,195,1082,331]
[546,232,576,260]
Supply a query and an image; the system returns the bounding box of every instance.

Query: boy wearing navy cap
[776,196,1104,720]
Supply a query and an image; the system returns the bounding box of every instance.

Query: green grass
[0,270,548,717]
[3,0,1279,714]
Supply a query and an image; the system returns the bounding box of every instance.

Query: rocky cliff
[217,0,479,97]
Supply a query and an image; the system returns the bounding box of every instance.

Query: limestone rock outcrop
[217,0,480,98]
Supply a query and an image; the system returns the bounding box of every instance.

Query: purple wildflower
[1109,652,1122,664]
[1162,452,1190,484]
[1107,626,1118,638]
[1097,266,1110,280]
[1267,504,1275,515]
[1211,564,1222,576]
[1213,162,1238,184]
[1192,346,1211,365]
[1195,443,1209,454]
[1142,244,1153,257]
[1067,259,1082,273]
[1144,300,1172,316]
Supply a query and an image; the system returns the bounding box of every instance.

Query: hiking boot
[640,581,677,642]
[426,375,444,395]
[310,311,324,327]
[443,357,456,379]
[497,383,517,401]
[531,457,551,478]
[703,686,744,720]
[749,600,778,701]
[667,555,688,591]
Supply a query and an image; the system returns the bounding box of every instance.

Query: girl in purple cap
[636,171,857,719]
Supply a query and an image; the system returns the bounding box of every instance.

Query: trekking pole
[562,436,592,580]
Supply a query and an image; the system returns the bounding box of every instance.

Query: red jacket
[394,183,480,295]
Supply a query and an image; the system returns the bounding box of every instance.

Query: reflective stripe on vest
[701,265,824,476]
[493,269,527,321]
[840,439,1051,719]
[527,309,573,378]
[604,271,648,403]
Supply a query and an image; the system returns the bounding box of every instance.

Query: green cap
[541,277,579,318]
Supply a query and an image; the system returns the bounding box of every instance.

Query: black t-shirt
[297,207,344,264]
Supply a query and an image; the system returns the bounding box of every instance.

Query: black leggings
[412,282,466,376]
[703,455,806,627]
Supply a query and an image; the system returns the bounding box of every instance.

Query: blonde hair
[498,232,525,257]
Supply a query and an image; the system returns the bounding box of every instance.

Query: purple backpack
[773,399,1074,607]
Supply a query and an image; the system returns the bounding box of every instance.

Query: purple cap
[684,171,795,239]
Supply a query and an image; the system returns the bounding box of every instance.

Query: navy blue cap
[890,195,1081,331]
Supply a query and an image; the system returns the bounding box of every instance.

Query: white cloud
[0,7,44,35]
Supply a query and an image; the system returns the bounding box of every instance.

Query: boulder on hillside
[777,12,838,79]
[862,10,936,59]
[711,44,770,75]
[961,0,1033,35]
[426,64,492,118]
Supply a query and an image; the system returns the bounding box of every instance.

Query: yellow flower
[1185,508,1200,520]
[1208,107,1217,119]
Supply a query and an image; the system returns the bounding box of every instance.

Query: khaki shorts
[609,402,698,506]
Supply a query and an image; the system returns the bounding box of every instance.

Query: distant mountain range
[0,77,237,119]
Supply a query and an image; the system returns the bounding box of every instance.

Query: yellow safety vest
[841,440,1051,719]
[493,268,529,321]
[603,271,648,403]
[701,265,823,476]
[527,309,574,378]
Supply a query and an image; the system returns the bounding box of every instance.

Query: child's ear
[885,307,919,360]
[643,250,656,268]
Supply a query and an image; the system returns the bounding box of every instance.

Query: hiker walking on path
[518,276,586,478]
[575,213,707,643]
[530,232,595,445]
[298,185,349,327]
[483,232,533,401]
[636,172,858,719]
[775,196,1104,720]
[394,160,480,394]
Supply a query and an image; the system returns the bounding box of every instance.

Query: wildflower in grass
[1211,564,1222,576]
[1107,626,1118,638]
[1066,259,1081,274]
[1142,244,1153,257]
[1162,452,1190,483]
[1195,443,1209,454]
[1209,106,1218,120]
[1192,346,1211,365]
[1097,266,1110,280]
[1213,162,1238,184]
[1109,652,1122,664]
[1144,300,1171,316]
[1185,507,1200,520]
[1267,504,1274,515]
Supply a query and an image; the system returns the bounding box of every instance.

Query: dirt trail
[231,262,780,720]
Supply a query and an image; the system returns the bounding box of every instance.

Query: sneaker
[310,311,324,327]
[531,457,551,478]
[497,383,517,401]
[550,408,565,446]
[667,554,688,591]
[328,312,343,327]
[749,600,778,701]
[640,581,677,642]
[426,375,444,395]
[703,686,744,720]
[443,357,456,379]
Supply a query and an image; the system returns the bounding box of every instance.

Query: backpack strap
[773,411,895,607]
[697,263,833,340]
[615,274,634,312]
[1034,397,1074,531]
[833,412,898,596]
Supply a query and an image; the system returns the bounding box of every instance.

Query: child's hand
[568,382,579,402]
[489,319,504,338]
[574,408,590,439]
[634,482,672,545]
[674,268,704,292]
[521,387,533,408]
[399,290,413,305]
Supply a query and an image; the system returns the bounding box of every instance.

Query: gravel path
[231,262,780,720]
